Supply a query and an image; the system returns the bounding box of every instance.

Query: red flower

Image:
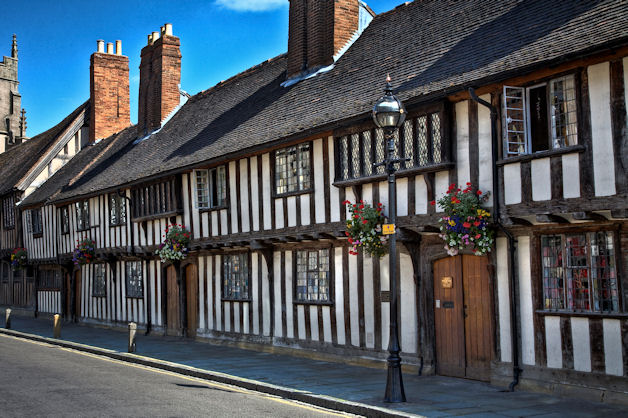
[359,204,364,209]
[430,200,435,206]
[466,182,471,186]
[463,222,471,228]
[362,219,368,224]
[475,234,481,239]
[348,238,353,244]
[473,221,481,227]
[477,190,482,195]
[345,231,350,237]
[378,203,383,207]
[342,200,350,205]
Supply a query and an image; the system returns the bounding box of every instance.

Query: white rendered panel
[250,157,260,231]
[496,237,512,362]
[531,158,551,201]
[313,138,325,224]
[400,252,417,354]
[273,251,282,337]
[455,100,471,185]
[363,252,375,349]
[220,209,228,236]
[503,163,522,204]
[285,251,294,339]
[182,174,191,232]
[229,161,239,233]
[201,212,209,238]
[207,256,214,330]
[262,254,271,336]
[198,257,205,330]
[215,255,222,331]
[329,137,340,222]
[434,171,449,212]
[562,153,581,199]
[239,160,250,233]
[478,94,494,206]
[309,306,319,341]
[588,62,616,197]
[571,317,592,372]
[415,175,428,214]
[287,196,297,227]
[211,211,218,237]
[300,194,310,226]
[396,177,408,217]
[348,250,359,346]
[274,199,285,229]
[322,306,332,343]
[252,253,259,335]
[603,318,623,376]
[545,316,562,369]
[334,247,345,345]
[191,172,201,239]
[518,236,535,365]
[297,305,306,340]
[262,154,272,230]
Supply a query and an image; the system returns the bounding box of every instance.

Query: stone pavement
[0,315,625,417]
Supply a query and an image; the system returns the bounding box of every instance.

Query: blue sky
[3,0,405,137]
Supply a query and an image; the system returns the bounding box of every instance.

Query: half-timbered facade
[7,0,628,403]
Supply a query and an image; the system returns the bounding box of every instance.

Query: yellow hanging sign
[382,224,396,235]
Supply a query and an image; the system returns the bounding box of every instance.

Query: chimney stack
[137,23,182,135]
[89,39,131,143]
[287,0,362,80]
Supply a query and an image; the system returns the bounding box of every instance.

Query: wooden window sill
[294,301,333,306]
[333,162,454,187]
[198,205,229,214]
[132,210,182,223]
[535,309,628,319]
[221,298,252,303]
[273,189,314,199]
[32,233,43,239]
[497,145,585,166]
[125,295,144,300]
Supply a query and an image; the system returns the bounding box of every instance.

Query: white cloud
[215,0,287,12]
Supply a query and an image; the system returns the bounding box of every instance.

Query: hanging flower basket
[73,238,96,265]
[343,200,388,258]
[155,224,191,263]
[11,248,27,270]
[432,182,494,256]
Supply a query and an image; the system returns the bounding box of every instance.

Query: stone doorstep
[0,328,421,418]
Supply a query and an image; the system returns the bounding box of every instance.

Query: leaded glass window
[109,193,127,226]
[30,209,43,235]
[275,143,311,195]
[541,231,618,313]
[195,166,227,209]
[125,261,143,298]
[3,195,15,229]
[93,264,106,297]
[335,110,444,181]
[60,206,69,234]
[223,253,249,300]
[296,249,331,303]
[75,200,90,231]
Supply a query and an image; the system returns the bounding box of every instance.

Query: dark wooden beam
[611,209,628,219]
[501,217,533,227]
[398,227,421,243]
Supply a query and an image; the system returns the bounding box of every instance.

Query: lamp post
[372,75,407,403]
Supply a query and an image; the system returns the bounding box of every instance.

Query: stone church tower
[0,35,27,154]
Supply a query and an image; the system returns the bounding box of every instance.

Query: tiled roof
[0,101,88,196]
[45,0,628,202]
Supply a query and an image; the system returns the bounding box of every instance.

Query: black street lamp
[372,75,407,403]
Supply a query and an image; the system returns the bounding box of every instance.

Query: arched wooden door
[433,255,494,381]
[166,265,180,336]
[185,264,198,338]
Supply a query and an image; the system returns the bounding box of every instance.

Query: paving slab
[1,315,626,417]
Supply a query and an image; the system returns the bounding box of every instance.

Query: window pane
[196,170,209,208]
[216,166,227,206]
[351,133,360,178]
[375,128,385,174]
[503,86,527,156]
[590,231,618,312]
[431,113,442,164]
[550,75,578,148]
[403,119,414,169]
[565,234,589,311]
[362,131,372,176]
[542,235,565,310]
[223,254,249,300]
[298,143,311,190]
[296,249,330,303]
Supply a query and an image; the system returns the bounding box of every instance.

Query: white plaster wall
[562,153,581,199]
[545,316,562,369]
[588,62,616,197]
[603,318,623,376]
[334,247,345,345]
[503,163,522,204]
[477,94,493,206]
[496,237,512,362]
[571,317,592,372]
[456,100,470,185]
[531,158,551,201]
[517,236,535,365]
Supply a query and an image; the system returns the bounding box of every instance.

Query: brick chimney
[287,0,363,80]
[137,23,182,135]
[89,39,130,143]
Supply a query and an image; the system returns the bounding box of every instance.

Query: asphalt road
[0,334,356,418]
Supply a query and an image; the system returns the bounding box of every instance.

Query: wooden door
[166,265,180,335]
[433,256,465,377]
[463,255,494,381]
[185,264,198,338]
[433,255,493,381]
[74,270,81,318]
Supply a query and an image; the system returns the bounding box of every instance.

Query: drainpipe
[469,88,521,391]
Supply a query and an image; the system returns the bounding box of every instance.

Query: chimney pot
[164,23,173,36]
[97,39,105,53]
[160,26,165,35]
[147,34,152,45]
[152,31,160,43]
[115,40,122,55]
[106,42,114,54]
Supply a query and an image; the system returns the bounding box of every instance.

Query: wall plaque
[442,276,453,288]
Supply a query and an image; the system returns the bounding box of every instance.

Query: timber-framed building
[3,0,628,403]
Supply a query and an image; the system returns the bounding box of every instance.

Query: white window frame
[503,74,578,157]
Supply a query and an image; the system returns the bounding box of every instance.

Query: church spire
[11,34,17,59]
